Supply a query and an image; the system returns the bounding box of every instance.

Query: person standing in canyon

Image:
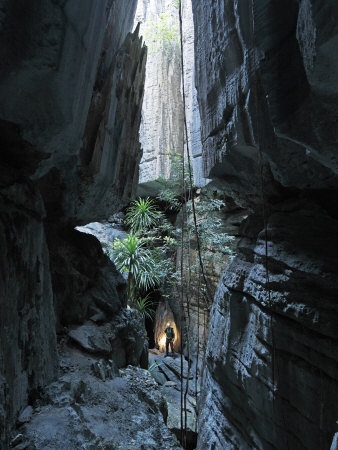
[165,322,175,356]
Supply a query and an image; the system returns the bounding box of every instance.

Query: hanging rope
[194,267,201,430]
[179,126,185,444]
[178,0,213,310]
[177,0,206,443]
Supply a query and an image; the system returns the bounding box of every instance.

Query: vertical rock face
[0,0,146,445]
[135,0,184,183]
[0,0,146,223]
[192,0,338,448]
[181,0,207,187]
[0,175,58,444]
[135,0,207,187]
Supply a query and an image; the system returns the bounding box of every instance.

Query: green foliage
[111,162,236,313]
[148,360,163,375]
[125,197,163,233]
[157,188,181,211]
[110,197,176,302]
[169,150,191,186]
[186,197,235,260]
[157,150,192,211]
[135,294,156,321]
[142,13,179,55]
[110,234,160,299]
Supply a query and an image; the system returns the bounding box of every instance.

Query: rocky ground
[148,349,198,449]
[9,344,182,450]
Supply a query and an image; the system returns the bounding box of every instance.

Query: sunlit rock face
[135,0,183,183]
[0,1,145,445]
[192,0,338,448]
[135,0,207,188]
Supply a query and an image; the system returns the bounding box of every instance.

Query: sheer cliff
[135,0,206,189]
[0,1,146,446]
[191,0,338,448]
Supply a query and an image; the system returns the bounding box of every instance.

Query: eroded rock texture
[0,174,58,445]
[192,0,338,448]
[0,0,146,222]
[135,0,184,184]
[135,0,207,190]
[17,349,182,450]
[0,0,146,446]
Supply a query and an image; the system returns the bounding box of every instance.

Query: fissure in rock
[0,0,337,449]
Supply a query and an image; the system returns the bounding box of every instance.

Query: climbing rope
[177,1,223,442]
[194,267,201,430]
[179,132,185,444]
[177,0,210,443]
[178,1,213,310]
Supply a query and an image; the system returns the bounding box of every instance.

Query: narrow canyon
[0,1,337,449]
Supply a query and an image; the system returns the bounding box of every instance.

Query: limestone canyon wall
[0,0,145,445]
[192,0,338,448]
[135,0,184,184]
[135,0,206,188]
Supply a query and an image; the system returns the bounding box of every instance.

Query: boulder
[68,323,112,355]
[18,349,182,450]
[17,406,33,426]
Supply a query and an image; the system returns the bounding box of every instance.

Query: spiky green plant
[135,294,156,321]
[148,360,163,375]
[125,197,163,234]
[110,234,160,300]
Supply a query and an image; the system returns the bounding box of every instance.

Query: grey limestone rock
[18,351,182,450]
[192,0,338,206]
[331,433,338,450]
[91,359,118,381]
[0,0,146,223]
[47,227,128,329]
[192,0,338,448]
[68,307,147,370]
[0,179,58,445]
[135,0,207,189]
[0,0,146,446]
[135,0,184,184]
[197,203,338,449]
[68,322,112,355]
[76,220,127,252]
[148,351,197,443]
[17,406,33,426]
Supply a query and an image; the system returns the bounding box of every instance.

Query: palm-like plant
[125,197,163,234]
[135,294,156,321]
[110,234,160,300]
